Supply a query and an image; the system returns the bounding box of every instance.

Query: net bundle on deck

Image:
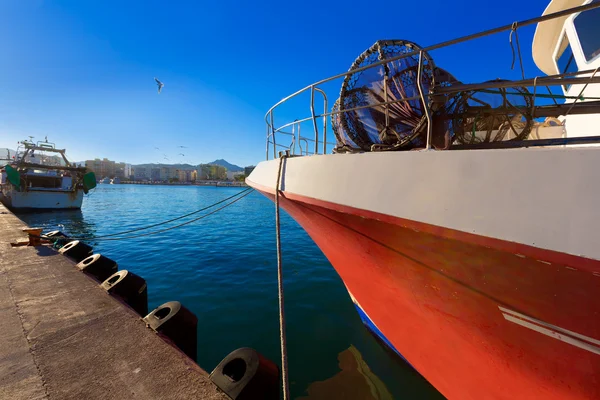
[333,40,447,152]
[446,82,534,144]
[332,40,534,151]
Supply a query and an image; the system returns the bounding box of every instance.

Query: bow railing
[264,1,600,160]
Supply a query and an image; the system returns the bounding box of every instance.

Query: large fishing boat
[247,1,600,399]
[0,139,95,210]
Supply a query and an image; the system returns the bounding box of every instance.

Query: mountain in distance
[208,159,243,172]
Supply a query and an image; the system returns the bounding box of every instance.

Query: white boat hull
[0,187,84,210]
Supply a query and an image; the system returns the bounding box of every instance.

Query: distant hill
[208,159,243,172]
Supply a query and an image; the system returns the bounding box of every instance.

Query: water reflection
[15,209,99,240]
[299,345,393,400]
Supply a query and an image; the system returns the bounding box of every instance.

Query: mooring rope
[275,154,290,400]
[40,187,254,242]
[86,189,254,241]
[509,22,525,80]
[86,187,254,239]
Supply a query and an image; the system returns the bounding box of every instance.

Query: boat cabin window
[555,34,577,90]
[573,1,600,61]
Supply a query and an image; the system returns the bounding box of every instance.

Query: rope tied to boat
[509,22,525,80]
[275,153,290,400]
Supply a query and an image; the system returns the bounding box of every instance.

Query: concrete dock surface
[0,203,229,400]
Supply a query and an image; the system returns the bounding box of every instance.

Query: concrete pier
[0,203,229,400]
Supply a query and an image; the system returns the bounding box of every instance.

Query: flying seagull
[154,147,160,150]
[154,77,164,94]
[178,145,187,148]
[178,153,185,156]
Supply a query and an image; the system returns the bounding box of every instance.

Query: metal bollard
[210,347,280,400]
[58,240,93,262]
[100,270,148,316]
[76,254,118,282]
[143,301,198,361]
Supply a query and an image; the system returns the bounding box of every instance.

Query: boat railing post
[384,73,390,136]
[300,136,309,156]
[310,85,319,154]
[291,122,296,156]
[315,87,328,154]
[266,114,271,160]
[270,111,278,159]
[417,50,433,150]
[299,125,306,155]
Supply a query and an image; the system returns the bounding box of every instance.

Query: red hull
[259,188,600,400]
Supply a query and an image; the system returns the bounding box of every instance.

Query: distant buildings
[133,166,152,181]
[198,164,227,180]
[132,166,198,183]
[159,167,177,181]
[226,171,245,181]
[85,158,131,179]
[183,169,198,182]
[87,157,248,183]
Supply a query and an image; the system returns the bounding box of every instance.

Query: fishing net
[331,98,361,152]
[444,81,533,144]
[331,40,535,151]
[333,40,462,152]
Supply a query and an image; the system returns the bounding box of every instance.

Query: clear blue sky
[0,0,551,167]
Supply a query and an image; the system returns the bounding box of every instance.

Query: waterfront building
[124,164,133,179]
[226,171,244,181]
[133,166,151,181]
[198,164,226,180]
[150,168,161,181]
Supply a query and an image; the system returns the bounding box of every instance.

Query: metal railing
[264,1,600,160]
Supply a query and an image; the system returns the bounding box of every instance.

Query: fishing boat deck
[0,203,228,400]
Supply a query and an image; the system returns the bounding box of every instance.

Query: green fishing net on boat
[83,172,97,194]
[4,165,20,188]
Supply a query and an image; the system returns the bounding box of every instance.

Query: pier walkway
[0,203,228,400]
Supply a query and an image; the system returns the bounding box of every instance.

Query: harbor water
[16,184,442,399]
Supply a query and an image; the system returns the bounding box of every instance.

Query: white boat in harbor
[100,177,111,184]
[0,139,95,210]
[111,177,120,184]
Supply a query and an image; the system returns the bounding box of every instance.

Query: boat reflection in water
[14,209,98,240]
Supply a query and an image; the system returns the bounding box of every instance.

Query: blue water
[16,184,442,399]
